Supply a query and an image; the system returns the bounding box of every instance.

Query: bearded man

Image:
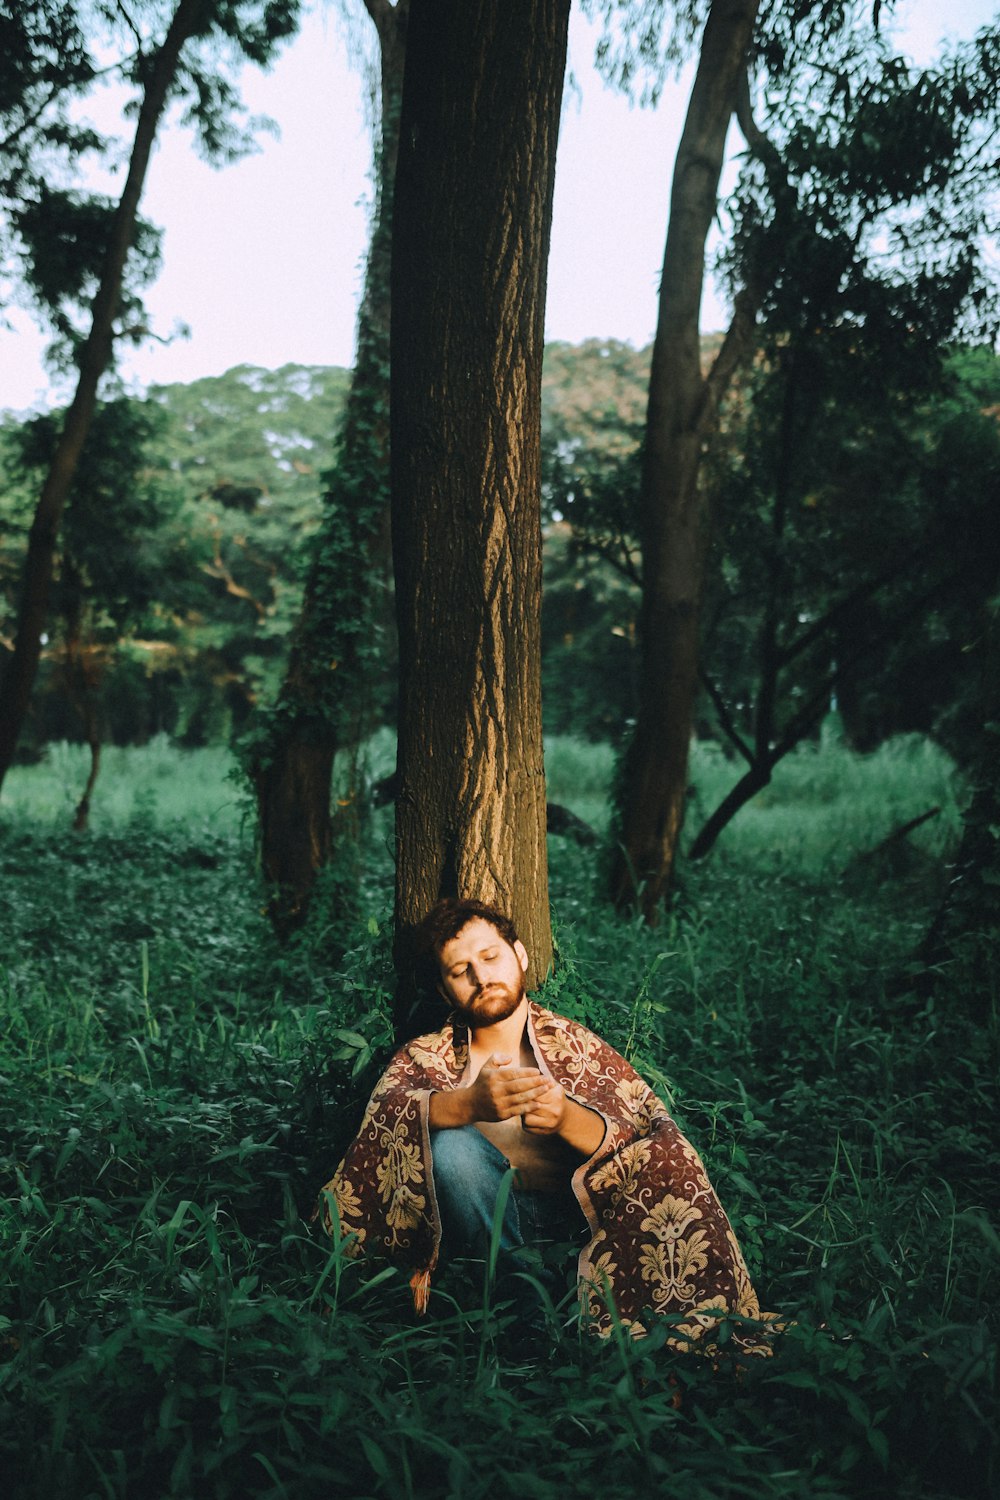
[320,898,770,1351]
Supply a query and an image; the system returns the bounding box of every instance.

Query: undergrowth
[1,735,996,1498]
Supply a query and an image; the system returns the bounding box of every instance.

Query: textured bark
[0,0,204,793]
[251,0,407,934]
[391,0,570,996]
[610,0,762,919]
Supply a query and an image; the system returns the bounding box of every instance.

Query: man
[320,898,770,1351]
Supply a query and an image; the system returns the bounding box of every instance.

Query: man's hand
[427,1054,547,1130]
[428,1057,607,1157]
[521,1078,568,1134]
[525,1081,607,1157]
[467,1053,548,1122]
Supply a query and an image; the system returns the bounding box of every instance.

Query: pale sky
[0,0,995,412]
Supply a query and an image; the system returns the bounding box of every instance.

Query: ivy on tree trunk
[249,0,407,937]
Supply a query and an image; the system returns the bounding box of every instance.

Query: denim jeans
[430,1124,586,1265]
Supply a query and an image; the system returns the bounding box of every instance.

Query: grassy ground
[1,735,997,1499]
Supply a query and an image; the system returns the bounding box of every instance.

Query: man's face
[437,917,529,1027]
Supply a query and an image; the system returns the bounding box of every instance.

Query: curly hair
[415,898,520,965]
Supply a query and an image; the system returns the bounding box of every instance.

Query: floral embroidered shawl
[319,1001,771,1352]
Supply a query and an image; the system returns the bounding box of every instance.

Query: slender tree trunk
[688,761,772,860]
[250,0,407,935]
[0,0,204,794]
[391,0,570,1002]
[73,737,102,833]
[60,583,105,833]
[610,0,762,919]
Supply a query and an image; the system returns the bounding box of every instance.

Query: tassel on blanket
[410,1267,432,1315]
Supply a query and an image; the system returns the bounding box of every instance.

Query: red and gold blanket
[320,1001,773,1352]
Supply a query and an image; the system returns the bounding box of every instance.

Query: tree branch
[777,532,941,669]
[694,63,781,438]
[115,1,145,54]
[699,280,760,438]
[735,64,774,158]
[772,564,968,761]
[699,667,755,764]
[0,54,138,156]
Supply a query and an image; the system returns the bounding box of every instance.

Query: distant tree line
[3,334,996,832]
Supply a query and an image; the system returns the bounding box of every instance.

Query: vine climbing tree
[248,0,408,936]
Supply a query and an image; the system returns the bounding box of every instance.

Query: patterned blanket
[320,1001,773,1351]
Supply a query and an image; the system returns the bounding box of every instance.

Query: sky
[0,0,996,413]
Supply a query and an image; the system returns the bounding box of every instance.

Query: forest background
[2,1,1000,1497]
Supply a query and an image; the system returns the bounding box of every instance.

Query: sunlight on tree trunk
[391,0,570,1003]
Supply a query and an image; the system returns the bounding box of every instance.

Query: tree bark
[391,0,570,1001]
[0,0,204,793]
[610,0,762,919]
[250,0,407,935]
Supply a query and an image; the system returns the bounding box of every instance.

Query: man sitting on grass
[320,898,770,1351]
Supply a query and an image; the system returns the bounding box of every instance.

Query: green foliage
[2,737,997,1497]
[2,736,245,831]
[0,367,350,754]
[9,187,163,360]
[540,339,647,739]
[703,335,1000,776]
[7,397,176,626]
[1,0,303,369]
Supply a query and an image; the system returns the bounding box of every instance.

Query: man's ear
[514,940,528,973]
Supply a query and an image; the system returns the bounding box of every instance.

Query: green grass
[546,722,964,878]
[5,735,247,834]
[688,724,965,877]
[1,735,997,1499]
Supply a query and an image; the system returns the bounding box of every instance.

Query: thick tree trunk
[391,0,570,999]
[251,0,407,935]
[0,0,204,794]
[610,0,762,919]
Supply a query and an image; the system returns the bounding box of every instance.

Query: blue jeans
[430,1125,586,1266]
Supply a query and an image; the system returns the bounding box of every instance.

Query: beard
[463,975,526,1027]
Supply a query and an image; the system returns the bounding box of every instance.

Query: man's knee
[431,1125,507,1194]
[430,1126,515,1250]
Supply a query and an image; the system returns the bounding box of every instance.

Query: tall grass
[5,735,246,834]
[545,724,964,874]
[1,734,996,1499]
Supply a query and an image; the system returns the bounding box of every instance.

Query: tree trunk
[250,0,407,935]
[59,581,105,833]
[918,598,1000,1018]
[72,736,102,834]
[391,0,570,1001]
[687,759,772,861]
[0,0,204,794]
[610,0,762,919]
